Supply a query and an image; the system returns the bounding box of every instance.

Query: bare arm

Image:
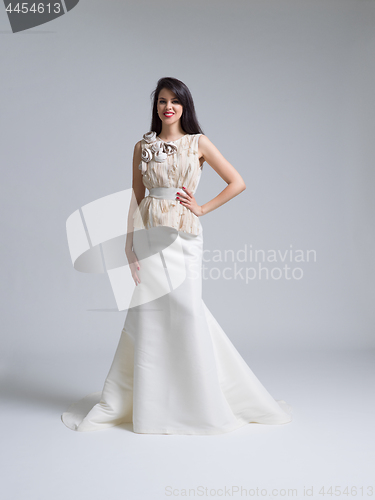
[198,134,246,216]
[125,141,145,252]
[125,141,145,285]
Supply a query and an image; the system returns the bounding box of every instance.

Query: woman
[61,77,293,435]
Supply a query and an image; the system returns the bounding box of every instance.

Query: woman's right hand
[126,249,141,286]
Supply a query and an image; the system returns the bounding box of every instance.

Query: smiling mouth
[164,113,174,117]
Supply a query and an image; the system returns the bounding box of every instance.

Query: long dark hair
[150,77,204,135]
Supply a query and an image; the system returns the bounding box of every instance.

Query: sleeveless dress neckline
[156,134,188,142]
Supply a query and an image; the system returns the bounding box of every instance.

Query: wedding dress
[61,132,292,435]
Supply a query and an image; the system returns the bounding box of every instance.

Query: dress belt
[148,187,184,200]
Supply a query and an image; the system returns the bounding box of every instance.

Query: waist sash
[148,187,184,200]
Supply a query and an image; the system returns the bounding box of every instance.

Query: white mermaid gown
[61,133,292,435]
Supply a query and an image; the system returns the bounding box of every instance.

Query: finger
[176,195,188,203]
[179,200,191,210]
[133,272,141,285]
[179,192,193,202]
[176,191,188,200]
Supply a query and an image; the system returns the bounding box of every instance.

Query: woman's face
[157,88,183,126]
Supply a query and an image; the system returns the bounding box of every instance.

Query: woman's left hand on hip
[176,187,203,217]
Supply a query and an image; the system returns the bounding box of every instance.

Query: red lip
[164,113,174,117]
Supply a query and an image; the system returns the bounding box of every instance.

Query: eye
[159,98,179,105]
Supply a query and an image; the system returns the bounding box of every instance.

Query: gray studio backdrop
[1,0,374,373]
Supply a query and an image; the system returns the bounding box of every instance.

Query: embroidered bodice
[133,131,203,235]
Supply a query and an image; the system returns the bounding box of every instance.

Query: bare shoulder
[198,134,221,158]
[198,134,211,147]
[198,134,219,150]
[133,140,142,166]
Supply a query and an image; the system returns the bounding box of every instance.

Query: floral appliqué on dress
[139,131,178,173]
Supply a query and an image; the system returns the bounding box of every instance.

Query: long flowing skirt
[61,224,292,435]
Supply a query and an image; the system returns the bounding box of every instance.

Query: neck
[159,123,185,141]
